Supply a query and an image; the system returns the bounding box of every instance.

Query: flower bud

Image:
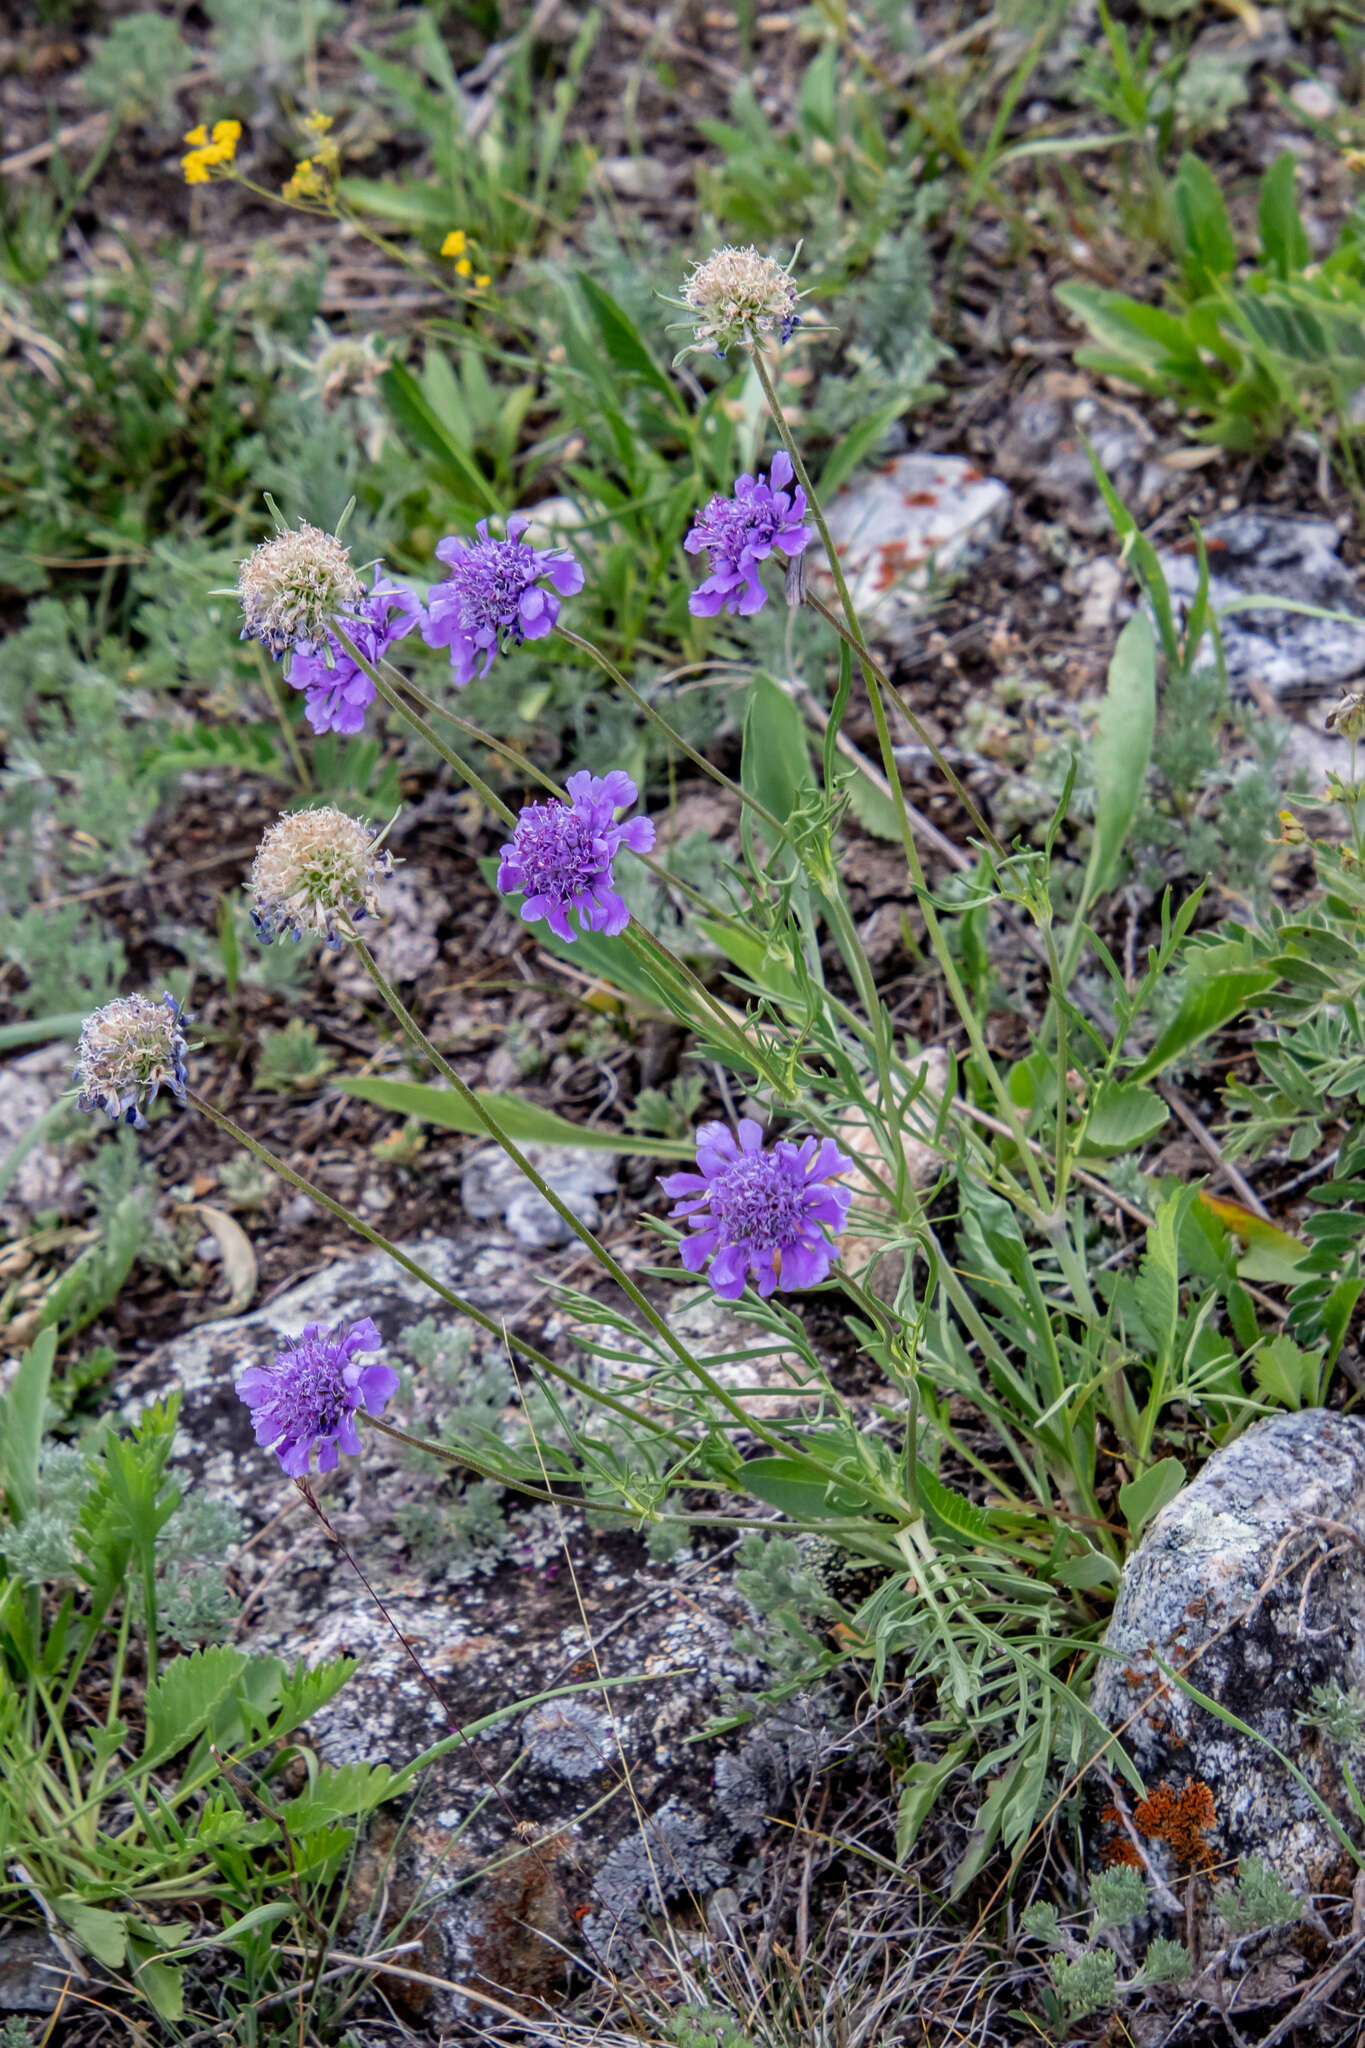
[75,992,190,1128]
[249,806,392,947]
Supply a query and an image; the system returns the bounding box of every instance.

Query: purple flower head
[497,769,655,944]
[286,568,425,737]
[234,1318,399,1478]
[75,992,191,1129]
[423,515,585,686]
[684,453,813,618]
[660,1118,854,1300]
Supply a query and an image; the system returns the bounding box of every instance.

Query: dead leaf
[177,1203,258,1321]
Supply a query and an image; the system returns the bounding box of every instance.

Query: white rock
[460,1142,618,1248]
[812,455,1010,652]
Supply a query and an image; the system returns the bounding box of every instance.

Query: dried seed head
[236,521,364,658]
[249,806,392,948]
[1327,690,1365,741]
[681,245,800,357]
[75,992,190,1128]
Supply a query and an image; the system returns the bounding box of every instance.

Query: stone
[330,867,446,990]
[0,1046,81,1226]
[1156,512,1365,696]
[994,369,1166,536]
[0,1925,73,2011]
[460,1142,619,1248]
[813,454,1010,653]
[115,1238,837,2024]
[1090,1410,1365,1975]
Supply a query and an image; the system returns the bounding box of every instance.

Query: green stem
[184,1089,679,1445]
[342,927,818,1460]
[805,591,1006,859]
[331,626,514,827]
[749,347,1053,1219]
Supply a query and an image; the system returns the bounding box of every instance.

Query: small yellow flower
[180,117,241,186]
[182,151,212,185]
[303,110,333,135]
[283,157,327,203]
[442,229,468,257]
[184,124,209,146]
[475,273,491,289]
[211,119,242,157]
[455,255,473,277]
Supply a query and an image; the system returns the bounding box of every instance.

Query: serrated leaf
[1119,1458,1186,1537]
[1251,1332,1325,1411]
[915,1462,993,1543]
[1055,1548,1121,1589]
[1129,966,1275,1084]
[142,1646,248,1766]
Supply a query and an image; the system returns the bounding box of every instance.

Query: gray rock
[1090,1410,1365,1966]
[1157,511,1365,696]
[0,1047,81,1225]
[0,1925,72,2011]
[118,1238,835,2023]
[995,369,1166,535]
[813,454,1010,652]
[460,1142,618,1248]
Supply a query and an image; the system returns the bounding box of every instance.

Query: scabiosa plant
[235,1319,399,1477]
[286,567,425,736]
[422,515,585,685]
[250,805,392,947]
[496,770,655,943]
[74,992,190,1128]
[661,1118,854,1300]
[684,452,813,617]
[678,245,801,359]
[237,519,364,658]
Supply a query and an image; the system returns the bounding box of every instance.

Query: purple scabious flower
[684,452,813,618]
[660,1118,854,1300]
[234,1318,399,1478]
[497,769,655,944]
[422,515,585,685]
[286,568,425,736]
[75,992,191,1129]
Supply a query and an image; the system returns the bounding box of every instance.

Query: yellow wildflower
[184,124,208,146]
[212,119,242,156]
[180,117,241,185]
[475,273,491,289]
[442,229,468,257]
[283,158,328,204]
[303,110,333,135]
[455,256,473,277]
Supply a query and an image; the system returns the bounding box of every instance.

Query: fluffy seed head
[250,806,391,947]
[75,992,190,1128]
[237,522,364,657]
[681,246,800,357]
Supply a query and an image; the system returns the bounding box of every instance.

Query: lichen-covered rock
[813,454,1010,651]
[1157,511,1365,696]
[119,1237,837,2023]
[1090,1410,1365,1966]
[460,1142,619,1248]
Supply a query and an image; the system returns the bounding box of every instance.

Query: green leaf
[379,361,497,511]
[1119,1457,1186,1537]
[739,1457,837,1520]
[130,1952,184,2020]
[1129,964,1275,1084]
[55,1899,126,1968]
[915,1463,993,1544]
[1199,1194,1313,1285]
[0,1012,86,1051]
[896,1735,972,1861]
[1175,151,1236,288]
[694,917,804,1001]
[1081,610,1156,910]
[1252,1332,1326,1411]
[142,1646,249,1766]
[840,765,903,841]
[816,398,910,500]
[1056,282,1207,376]
[1083,1082,1170,1151]
[337,1077,693,1156]
[742,674,816,850]
[0,1327,55,1525]
[576,273,677,403]
[1258,151,1309,280]
[1055,1548,1121,1590]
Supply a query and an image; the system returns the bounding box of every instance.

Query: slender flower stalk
[329,624,514,826]
[183,1087,678,1449]
[340,927,814,1458]
[748,348,1052,1218]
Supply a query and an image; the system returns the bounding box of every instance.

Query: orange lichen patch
[1099,1805,1144,1869]
[1134,1779,1218,1869]
[903,490,939,506]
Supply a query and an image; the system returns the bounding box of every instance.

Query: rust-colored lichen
[1100,1778,1218,1872]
